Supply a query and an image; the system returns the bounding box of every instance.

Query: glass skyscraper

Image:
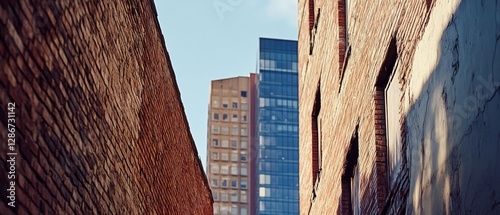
[253,38,299,215]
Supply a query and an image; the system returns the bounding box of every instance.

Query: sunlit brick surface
[0,0,212,214]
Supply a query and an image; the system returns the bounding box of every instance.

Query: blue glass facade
[254,38,299,215]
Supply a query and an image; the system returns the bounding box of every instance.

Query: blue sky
[153,0,298,170]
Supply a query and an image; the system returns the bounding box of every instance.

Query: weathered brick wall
[0,0,213,214]
[298,0,428,213]
[299,0,500,214]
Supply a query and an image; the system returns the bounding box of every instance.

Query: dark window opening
[373,36,398,211]
[241,91,247,97]
[426,0,434,10]
[375,37,397,87]
[341,129,359,215]
[312,84,321,186]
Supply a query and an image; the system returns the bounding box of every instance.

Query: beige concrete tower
[207,77,251,215]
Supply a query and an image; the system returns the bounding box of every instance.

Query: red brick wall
[298,0,433,214]
[0,0,212,214]
[373,87,389,211]
[337,0,346,73]
[300,0,500,214]
[308,0,315,34]
[340,178,352,215]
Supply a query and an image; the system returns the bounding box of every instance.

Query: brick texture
[299,0,500,214]
[0,0,212,214]
[308,0,314,34]
[337,0,346,73]
[298,0,443,214]
[373,87,388,212]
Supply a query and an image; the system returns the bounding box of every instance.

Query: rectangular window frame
[373,37,398,211]
[221,178,228,188]
[231,165,238,175]
[385,63,402,186]
[231,180,238,188]
[213,191,219,201]
[241,180,247,189]
[222,126,229,134]
[231,153,238,161]
[241,153,248,162]
[240,141,248,149]
[221,166,229,175]
[212,125,220,134]
[222,139,229,148]
[231,127,239,135]
[231,193,238,202]
[231,140,238,148]
[212,152,219,160]
[240,128,248,136]
[241,166,248,176]
[221,193,228,202]
[221,152,229,161]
